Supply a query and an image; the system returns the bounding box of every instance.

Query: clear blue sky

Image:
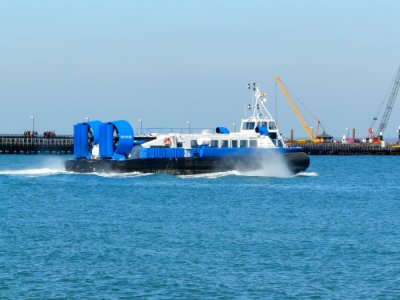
[0,0,399,138]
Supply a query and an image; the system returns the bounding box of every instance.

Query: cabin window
[242,122,255,130]
[191,140,198,148]
[240,140,248,148]
[268,122,277,130]
[220,140,228,148]
[177,142,183,147]
[231,140,238,148]
[249,140,257,147]
[210,140,219,148]
[261,122,268,128]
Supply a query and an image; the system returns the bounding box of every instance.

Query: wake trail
[295,171,318,177]
[178,170,241,179]
[92,172,152,178]
[0,168,67,177]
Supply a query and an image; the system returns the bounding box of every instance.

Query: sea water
[0,155,399,299]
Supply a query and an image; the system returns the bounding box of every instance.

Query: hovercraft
[65,84,310,175]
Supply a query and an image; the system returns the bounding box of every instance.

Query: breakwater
[0,134,73,154]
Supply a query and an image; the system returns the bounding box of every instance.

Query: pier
[2,134,400,155]
[0,134,73,154]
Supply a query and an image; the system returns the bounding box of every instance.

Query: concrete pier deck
[291,142,400,155]
[0,134,73,154]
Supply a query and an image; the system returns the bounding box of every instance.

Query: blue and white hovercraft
[65,84,309,174]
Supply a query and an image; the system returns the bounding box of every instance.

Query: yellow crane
[275,76,320,142]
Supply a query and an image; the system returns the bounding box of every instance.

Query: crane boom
[377,66,400,135]
[275,76,316,141]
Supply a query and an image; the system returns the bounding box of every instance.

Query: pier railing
[140,127,215,135]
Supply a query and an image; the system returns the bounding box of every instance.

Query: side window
[210,140,219,148]
[231,140,238,148]
[191,140,198,148]
[249,140,257,147]
[240,140,248,148]
[220,140,228,147]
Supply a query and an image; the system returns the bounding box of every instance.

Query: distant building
[316,131,333,143]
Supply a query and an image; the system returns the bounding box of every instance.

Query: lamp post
[233,123,236,132]
[85,117,89,123]
[398,126,400,141]
[345,128,349,140]
[138,118,143,135]
[30,115,35,135]
[310,126,313,139]
[187,121,191,134]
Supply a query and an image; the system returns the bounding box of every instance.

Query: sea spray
[180,152,295,178]
[234,150,293,178]
[0,156,68,177]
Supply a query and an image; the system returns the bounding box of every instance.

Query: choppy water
[0,155,399,299]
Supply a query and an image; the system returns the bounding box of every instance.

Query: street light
[30,115,35,134]
[345,128,349,139]
[138,118,143,135]
[232,123,236,132]
[186,121,191,133]
[85,117,89,123]
[310,126,313,139]
[398,126,400,141]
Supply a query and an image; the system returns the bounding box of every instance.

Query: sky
[0,0,399,138]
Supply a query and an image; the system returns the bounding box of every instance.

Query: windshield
[242,122,255,130]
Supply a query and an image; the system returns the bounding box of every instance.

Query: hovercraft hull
[65,151,309,175]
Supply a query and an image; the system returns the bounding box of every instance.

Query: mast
[247,83,272,120]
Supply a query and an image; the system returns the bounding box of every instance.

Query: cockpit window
[242,122,255,130]
[268,122,277,130]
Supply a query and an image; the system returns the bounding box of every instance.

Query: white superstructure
[137,83,286,153]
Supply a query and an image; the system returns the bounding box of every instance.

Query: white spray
[237,151,293,178]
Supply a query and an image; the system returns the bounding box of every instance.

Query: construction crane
[275,76,321,142]
[375,66,400,138]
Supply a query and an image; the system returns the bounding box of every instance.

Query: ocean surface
[0,155,399,299]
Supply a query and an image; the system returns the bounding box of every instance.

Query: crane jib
[377,67,400,135]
